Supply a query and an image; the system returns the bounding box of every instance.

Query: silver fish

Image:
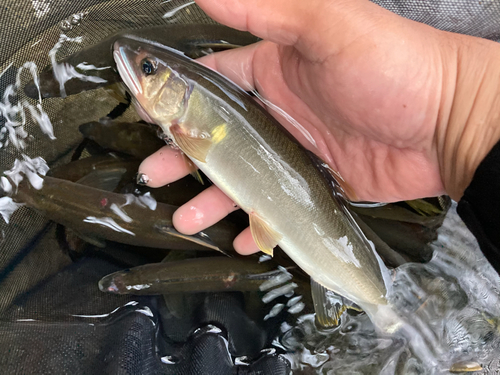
[113,36,391,325]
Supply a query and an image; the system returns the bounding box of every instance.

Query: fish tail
[369,304,442,370]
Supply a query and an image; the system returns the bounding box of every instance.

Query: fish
[449,361,482,373]
[98,256,287,295]
[78,120,205,183]
[351,197,451,264]
[49,152,208,206]
[350,197,450,227]
[78,121,166,160]
[112,36,391,327]
[4,174,240,253]
[48,153,140,191]
[24,24,260,99]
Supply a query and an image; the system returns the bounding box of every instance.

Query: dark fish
[98,256,287,295]
[78,121,165,160]
[48,154,140,189]
[48,153,208,206]
[350,197,450,227]
[24,24,260,99]
[7,175,239,253]
[352,197,451,264]
[130,180,208,208]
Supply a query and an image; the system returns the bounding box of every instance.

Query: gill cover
[113,37,190,124]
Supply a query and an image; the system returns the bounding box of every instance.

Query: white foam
[110,203,132,223]
[0,61,54,149]
[262,283,298,304]
[288,302,305,314]
[125,283,151,291]
[0,197,24,224]
[259,267,293,291]
[75,62,111,71]
[122,192,157,211]
[264,303,285,320]
[3,155,48,191]
[162,1,195,18]
[30,0,50,18]
[49,34,107,98]
[83,216,135,236]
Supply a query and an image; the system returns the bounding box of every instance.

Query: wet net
[0,0,499,374]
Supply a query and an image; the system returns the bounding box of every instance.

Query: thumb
[194,0,310,46]
[194,0,398,57]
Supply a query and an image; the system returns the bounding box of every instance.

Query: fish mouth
[113,41,155,124]
[113,42,142,97]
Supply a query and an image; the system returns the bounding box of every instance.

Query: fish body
[48,154,140,192]
[113,37,389,314]
[9,175,238,253]
[79,121,165,160]
[99,257,283,295]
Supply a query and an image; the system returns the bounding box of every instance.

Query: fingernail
[136,172,150,185]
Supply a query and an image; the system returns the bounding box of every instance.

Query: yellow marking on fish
[211,123,227,144]
[449,361,482,373]
[332,305,347,326]
[159,69,171,82]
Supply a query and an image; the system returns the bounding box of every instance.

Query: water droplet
[160,356,178,365]
[234,356,249,366]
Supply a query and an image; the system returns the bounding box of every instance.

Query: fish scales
[184,69,387,307]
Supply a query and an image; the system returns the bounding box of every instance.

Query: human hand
[138,0,500,254]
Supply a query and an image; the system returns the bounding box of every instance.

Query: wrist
[436,33,500,201]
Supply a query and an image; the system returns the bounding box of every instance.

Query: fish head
[113,37,190,128]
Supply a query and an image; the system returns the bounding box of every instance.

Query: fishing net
[0,0,499,374]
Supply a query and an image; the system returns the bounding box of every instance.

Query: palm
[219,25,446,203]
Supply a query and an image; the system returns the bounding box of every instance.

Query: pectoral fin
[183,155,205,185]
[249,213,281,256]
[170,124,212,163]
[311,279,362,328]
[76,168,127,192]
[156,224,227,255]
[404,199,443,216]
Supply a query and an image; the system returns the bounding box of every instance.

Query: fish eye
[141,58,156,76]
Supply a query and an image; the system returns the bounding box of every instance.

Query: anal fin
[311,279,362,328]
[404,199,443,216]
[76,168,126,192]
[72,230,106,248]
[249,213,281,256]
[183,155,205,185]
